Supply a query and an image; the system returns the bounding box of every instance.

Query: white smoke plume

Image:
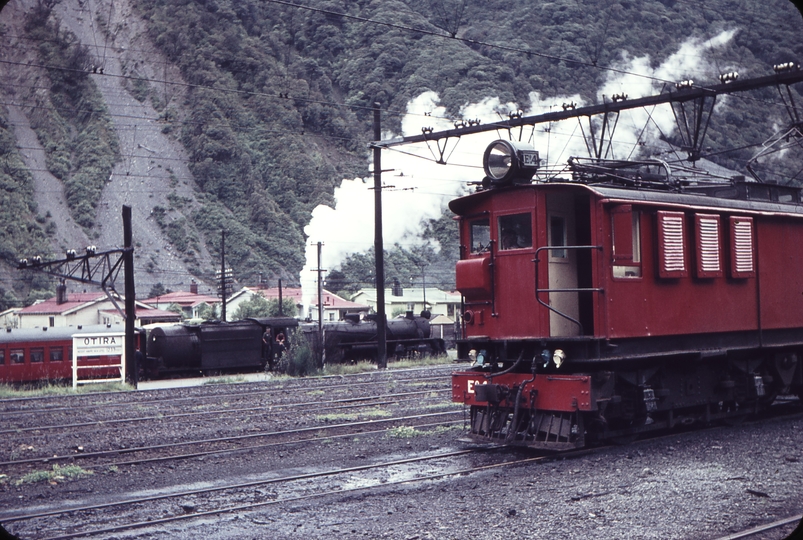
[298,29,739,314]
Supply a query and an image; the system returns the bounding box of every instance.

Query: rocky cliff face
[1,0,213,298]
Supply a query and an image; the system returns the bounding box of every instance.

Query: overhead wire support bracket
[18,248,131,318]
[372,69,803,150]
[420,126,460,165]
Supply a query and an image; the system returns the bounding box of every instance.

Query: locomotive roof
[449,180,803,217]
[0,324,128,343]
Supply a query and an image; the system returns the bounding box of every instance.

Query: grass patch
[388,356,454,369]
[0,382,132,399]
[386,426,421,438]
[386,423,462,439]
[316,407,391,422]
[16,464,93,485]
[322,362,377,376]
[202,376,249,385]
[321,354,453,376]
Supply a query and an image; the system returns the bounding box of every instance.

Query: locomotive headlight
[553,349,566,369]
[483,140,539,186]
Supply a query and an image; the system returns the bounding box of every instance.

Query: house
[225,286,304,320]
[16,291,179,328]
[307,289,370,323]
[350,286,462,320]
[225,285,369,322]
[140,289,221,320]
[0,308,21,329]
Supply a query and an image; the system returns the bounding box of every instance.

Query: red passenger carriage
[0,325,132,384]
[451,143,803,449]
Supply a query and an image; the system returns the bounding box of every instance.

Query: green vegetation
[2,0,801,303]
[231,294,298,320]
[16,464,93,485]
[274,327,317,376]
[23,2,120,231]
[0,110,53,305]
[385,423,462,438]
[0,382,133,399]
[316,407,392,423]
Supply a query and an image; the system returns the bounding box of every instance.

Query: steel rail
[0,388,452,436]
[107,419,463,468]
[0,409,463,468]
[3,447,482,525]
[0,367,454,410]
[709,514,803,540]
[34,449,570,540]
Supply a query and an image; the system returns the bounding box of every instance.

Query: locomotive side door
[546,192,581,336]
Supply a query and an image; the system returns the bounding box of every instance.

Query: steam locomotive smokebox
[148,325,201,370]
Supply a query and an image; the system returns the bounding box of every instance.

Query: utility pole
[123,206,137,388]
[217,231,233,321]
[372,102,387,369]
[278,278,283,316]
[316,241,324,332]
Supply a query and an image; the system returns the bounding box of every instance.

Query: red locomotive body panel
[452,370,595,412]
[453,182,803,346]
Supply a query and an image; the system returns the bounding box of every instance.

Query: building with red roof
[16,291,179,329]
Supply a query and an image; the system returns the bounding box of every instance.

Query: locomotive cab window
[499,213,532,250]
[470,218,491,254]
[611,205,642,278]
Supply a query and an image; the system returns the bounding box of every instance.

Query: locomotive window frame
[10,348,24,364]
[498,212,533,251]
[50,347,64,362]
[470,218,491,254]
[611,206,642,279]
[30,348,44,363]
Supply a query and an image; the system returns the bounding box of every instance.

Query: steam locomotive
[450,139,803,449]
[1,313,445,384]
[143,312,444,378]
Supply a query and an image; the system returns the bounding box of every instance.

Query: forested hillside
[0,0,801,308]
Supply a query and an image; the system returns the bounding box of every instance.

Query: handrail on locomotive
[532,244,604,337]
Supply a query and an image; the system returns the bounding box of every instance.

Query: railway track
[0,388,453,435]
[709,514,803,540]
[0,410,464,470]
[3,416,800,539]
[2,445,547,539]
[0,366,455,414]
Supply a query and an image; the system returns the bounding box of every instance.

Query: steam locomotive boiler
[450,140,803,449]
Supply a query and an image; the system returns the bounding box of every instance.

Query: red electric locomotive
[451,140,803,449]
[0,324,134,385]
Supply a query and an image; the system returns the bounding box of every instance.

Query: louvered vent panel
[733,220,754,273]
[698,216,721,273]
[661,214,686,273]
